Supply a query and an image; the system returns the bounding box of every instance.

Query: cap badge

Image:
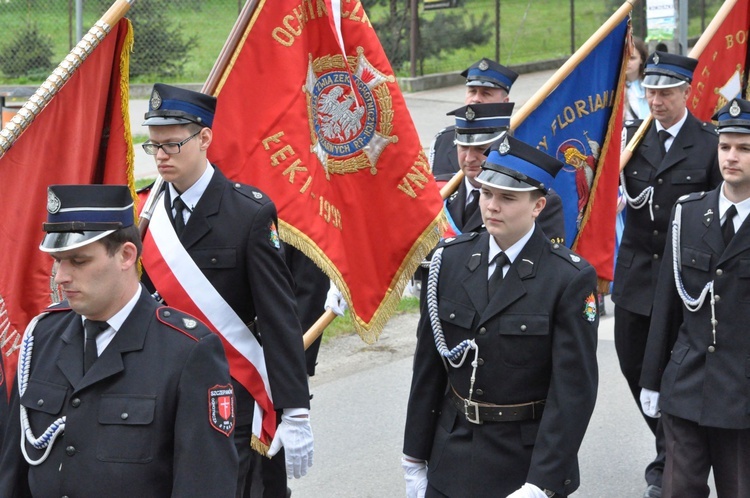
[497,136,511,155]
[729,100,741,117]
[653,53,660,65]
[478,60,489,71]
[465,106,476,121]
[47,190,61,214]
[182,317,197,329]
[150,90,162,110]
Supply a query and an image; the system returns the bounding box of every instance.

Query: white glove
[268,410,314,478]
[506,483,548,498]
[324,281,348,317]
[640,388,661,418]
[401,456,427,498]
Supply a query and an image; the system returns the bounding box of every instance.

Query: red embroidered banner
[689,0,750,121]
[209,0,444,342]
[0,19,133,399]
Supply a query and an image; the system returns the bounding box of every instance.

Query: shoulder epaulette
[156,307,211,341]
[231,182,269,205]
[433,125,456,140]
[550,242,589,270]
[438,232,478,248]
[699,121,719,135]
[43,301,71,313]
[623,119,643,129]
[676,191,707,204]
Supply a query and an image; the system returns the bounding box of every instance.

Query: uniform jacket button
[708,345,715,353]
[716,269,723,276]
[478,327,487,335]
[121,412,129,420]
[163,310,171,317]
[66,446,76,456]
[477,358,484,366]
[449,313,456,319]
[211,258,218,264]
[657,178,663,184]
[653,254,659,260]
[71,398,81,408]
[714,294,720,302]
[475,389,484,396]
[37,399,43,407]
[520,325,527,331]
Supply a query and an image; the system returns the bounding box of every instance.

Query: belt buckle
[463,399,483,425]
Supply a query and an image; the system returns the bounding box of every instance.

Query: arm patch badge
[583,292,597,322]
[268,221,281,249]
[209,384,236,436]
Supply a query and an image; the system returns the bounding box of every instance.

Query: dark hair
[531,189,545,201]
[633,37,648,79]
[100,224,142,258]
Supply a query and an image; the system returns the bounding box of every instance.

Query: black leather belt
[449,388,545,424]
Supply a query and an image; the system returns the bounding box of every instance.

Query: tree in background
[365,0,492,74]
[0,24,54,79]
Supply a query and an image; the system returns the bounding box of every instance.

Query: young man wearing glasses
[139,84,313,498]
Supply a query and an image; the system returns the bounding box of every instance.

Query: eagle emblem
[305,47,396,178]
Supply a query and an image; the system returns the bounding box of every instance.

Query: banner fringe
[279,212,443,344]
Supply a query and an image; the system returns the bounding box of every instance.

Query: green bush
[0,24,55,79]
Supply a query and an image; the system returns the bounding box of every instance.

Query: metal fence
[0,0,725,83]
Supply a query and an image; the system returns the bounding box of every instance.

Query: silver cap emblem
[47,189,61,214]
[465,107,476,121]
[478,60,489,71]
[729,100,741,117]
[150,90,162,110]
[653,53,660,65]
[497,136,511,155]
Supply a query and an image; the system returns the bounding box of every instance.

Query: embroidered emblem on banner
[268,221,280,249]
[583,292,597,322]
[305,47,397,178]
[209,384,235,436]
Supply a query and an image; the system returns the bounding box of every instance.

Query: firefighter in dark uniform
[0,185,238,497]
[612,51,722,498]
[430,58,518,178]
[640,98,750,497]
[139,84,313,497]
[403,135,599,498]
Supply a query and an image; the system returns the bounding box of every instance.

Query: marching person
[613,51,721,498]
[0,184,238,497]
[139,84,313,497]
[403,134,599,497]
[640,98,750,497]
[430,58,518,177]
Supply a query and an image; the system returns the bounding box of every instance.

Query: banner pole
[0,0,136,158]
[441,0,639,199]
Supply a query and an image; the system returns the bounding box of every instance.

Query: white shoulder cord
[426,248,481,401]
[17,312,67,466]
[671,204,718,344]
[620,170,655,221]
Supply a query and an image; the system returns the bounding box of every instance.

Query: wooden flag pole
[440,0,639,200]
[619,0,740,172]
[0,0,136,158]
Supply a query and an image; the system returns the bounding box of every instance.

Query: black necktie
[722,204,738,247]
[173,196,187,236]
[84,319,109,373]
[658,130,671,158]
[487,252,510,297]
[463,190,479,224]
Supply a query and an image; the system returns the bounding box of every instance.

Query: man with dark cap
[430,58,518,178]
[445,102,565,244]
[0,184,238,497]
[138,84,313,497]
[402,135,599,498]
[613,51,722,498]
[640,98,750,497]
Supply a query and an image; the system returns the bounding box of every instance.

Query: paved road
[288,299,717,498]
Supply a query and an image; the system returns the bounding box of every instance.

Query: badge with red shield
[208,384,235,436]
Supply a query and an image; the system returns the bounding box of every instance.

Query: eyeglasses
[142,130,201,155]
